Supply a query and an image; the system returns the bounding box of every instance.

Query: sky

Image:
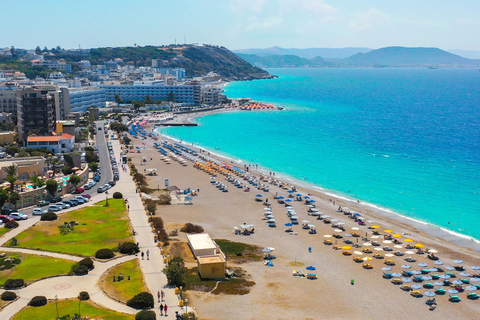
[1,0,480,51]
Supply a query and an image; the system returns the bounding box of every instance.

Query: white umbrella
[385,253,395,257]
[337,222,345,225]
[405,250,415,254]
[351,227,360,230]
[366,220,375,223]
[363,243,372,246]
[308,224,316,228]
[383,240,392,244]
[454,259,464,264]
[394,245,403,249]
[334,229,344,233]
[374,247,383,251]
[471,265,480,270]
[354,251,363,255]
[266,247,275,251]
[302,220,310,223]
[323,235,332,238]
[371,235,380,239]
[427,249,438,254]
[262,248,272,253]
[331,219,339,222]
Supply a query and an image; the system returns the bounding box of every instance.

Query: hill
[236,53,328,68]
[89,45,272,81]
[234,46,372,59]
[343,47,480,66]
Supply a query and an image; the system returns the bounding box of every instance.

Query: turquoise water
[163,68,480,240]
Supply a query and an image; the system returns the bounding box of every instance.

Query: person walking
[141,251,144,260]
[157,291,161,302]
[164,304,168,316]
[146,249,150,260]
[161,290,165,301]
[160,303,164,315]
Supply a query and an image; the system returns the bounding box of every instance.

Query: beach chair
[342,251,352,256]
[363,263,373,269]
[384,260,395,266]
[435,288,446,295]
[391,278,402,285]
[404,256,416,262]
[324,240,333,245]
[467,293,480,300]
[425,298,437,305]
[374,253,384,259]
[307,273,318,280]
[353,257,363,263]
[383,272,393,279]
[400,284,412,291]
[410,291,423,298]
[449,295,461,302]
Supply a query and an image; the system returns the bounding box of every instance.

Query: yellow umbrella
[342,246,352,250]
[393,234,402,238]
[414,243,424,248]
[363,256,372,261]
[384,229,393,233]
[404,238,414,242]
[371,225,380,229]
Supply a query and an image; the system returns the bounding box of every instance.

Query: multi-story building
[68,87,107,113]
[26,133,75,154]
[16,86,57,143]
[155,68,186,79]
[31,60,71,73]
[0,85,18,113]
[202,85,226,105]
[99,83,201,105]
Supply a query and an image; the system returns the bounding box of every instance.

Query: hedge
[28,296,47,307]
[95,248,114,259]
[4,279,24,290]
[135,310,157,320]
[78,291,90,301]
[79,257,94,270]
[40,211,58,221]
[5,221,19,229]
[119,242,139,255]
[127,292,154,309]
[113,192,123,199]
[1,291,17,301]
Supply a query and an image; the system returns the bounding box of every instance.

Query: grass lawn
[7,199,132,256]
[101,259,148,303]
[0,227,10,237]
[185,267,255,295]
[0,252,76,286]
[12,299,134,320]
[214,239,262,263]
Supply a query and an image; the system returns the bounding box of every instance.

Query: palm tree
[30,176,45,189]
[46,157,62,176]
[4,165,18,193]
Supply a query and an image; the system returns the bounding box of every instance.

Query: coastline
[156,111,480,253]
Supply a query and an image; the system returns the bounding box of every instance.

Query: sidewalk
[110,138,182,318]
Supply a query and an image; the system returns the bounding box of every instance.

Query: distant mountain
[447,49,480,60]
[234,46,372,59]
[343,47,480,66]
[236,53,329,68]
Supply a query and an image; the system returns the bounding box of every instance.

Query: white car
[59,202,71,209]
[75,196,89,203]
[32,208,48,215]
[48,205,62,212]
[8,212,28,220]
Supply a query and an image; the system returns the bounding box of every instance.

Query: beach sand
[126,124,480,319]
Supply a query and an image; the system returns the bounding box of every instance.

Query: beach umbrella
[262,248,272,253]
[452,280,463,285]
[427,249,438,254]
[266,247,276,251]
[351,227,360,230]
[290,215,299,219]
[454,259,464,264]
[414,243,424,248]
[439,274,451,279]
[459,272,471,277]
[411,284,422,290]
[322,215,331,218]
[302,220,310,224]
[285,205,293,209]
[434,282,444,286]
[424,291,436,297]
[304,196,310,199]
[382,266,392,271]
[445,266,455,271]
[392,272,402,277]
[470,278,480,282]
[344,233,352,237]
[308,224,316,228]
[309,200,316,203]
[277,196,285,199]
[295,194,302,197]
[342,246,352,250]
[402,278,412,283]
[394,245,403,249]
[256,194,263,197]
[371,235,380,239]
[306,266,316,271]
[266,214,274,218]
[287,190,294,193]
[363,257,372,261]
[354,251,363,255]
[363,243,372,246]
[418,263,428,267]
[374,248,383,251]
[334,229,344,233]
[337,222,345,225]
[366,220,375,224]
[448,289,460,294]
[384,229,393,233]
[371,226,380,229]
[404,238,414,242]
[411,270,422,275]
[465,285,477,291]
[285,199,292,202]
[405,250,415,254]
[393,234,402,238]
[323,235,333,238]
[428,268,438,272]
[331,219,339,222]
[264,207,272,211]
[434,261,444,265]
[383,240,392,244]
[285,223,293,227]
[471,265,480,270]
[385,253,395,257]
[422,276,433,281]
[402,265,412,269]
[307,204,314,208]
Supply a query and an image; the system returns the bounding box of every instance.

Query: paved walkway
[0,138,183,319]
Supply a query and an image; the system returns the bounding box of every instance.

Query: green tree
[45,179,58,197]
[85,151,99,163]
[35,46,42,54]
[123,136,131,145]
[114,94,123,104]
[69,175,81,188]
[0,188,10,208]
[29,176,45,188]
[88,162,98,172]
[163,256,186,287]
[5,165,18,193]
[9,192,20,209]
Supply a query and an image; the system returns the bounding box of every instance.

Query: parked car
[51,196,63,203]
[69,199,80,206]
[97,186,106,193]
[74,187,84,194]
[37,200,50,207]
[74,197,85,204]
[48,205,62,212]
[1,208,17,215]
[32,208,48,215]
[8,212,28,220]
[0,215,14,223]
[83,184,92,190]
[64,200,76,207]
[81,193,92,199]
[93,176,101,182]
[59,202,71,209]
[108,180,116,186]
[104,184,111,190]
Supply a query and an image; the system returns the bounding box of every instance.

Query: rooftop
[187,233,217,251]
[27,136,60,142]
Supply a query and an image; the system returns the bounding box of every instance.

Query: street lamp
[185,298,189,317]
[105,191,109,207]
[179,286,183,301]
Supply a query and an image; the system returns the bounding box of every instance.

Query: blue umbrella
[306,266,316,271]
[256,194,263,197]
[402,278,412,283]
[354,213,361,217]
[424,291,436,297]
[454,259,464,264]
[439,274,451,280]
[309,200,316,203]
[460,272,471,277]
[278,196,285,199]
[446,266,455,271]
[392,273,402,277]
[465,285,477,291]
[296,194,302,197]
[434,260,444,265]
[382,267,392,271]
[411,284,422,290]
[304,196,310,199]
[434,282,444,286]
[422,276,433,281]
[428,268,438,272]
[452,280,463,285]
[418,263,428,267]
[287,190,294,193]
[411,270,422,275]
[470,278,480,282]
[285,223,293,227]
[285,199,292,202]
[471,265,480,270]
[401,265,411,269]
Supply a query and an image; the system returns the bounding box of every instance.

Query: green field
[7,200,132,256]
[0,252,75,286]
[0,227,10,237]
[102,259,148,303]
[12,299,134,320]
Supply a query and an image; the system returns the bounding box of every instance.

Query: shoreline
[156,114,480,253]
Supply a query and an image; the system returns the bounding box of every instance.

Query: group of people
[157,291,168,315]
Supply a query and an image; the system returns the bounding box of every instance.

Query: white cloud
[349,8,389,31]
[230,0,269,14]
[245,15,283,31]
[302,0,337,15]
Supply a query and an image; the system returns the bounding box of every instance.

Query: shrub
[28,296,47,307]
[5,221,19,229]
[127,292,154,309]
[135,310,156,320]
[180,223,204,234]
[119,242,139,255]
[95,248,114,259]
[163,257,186,287]
[71,263,88,276]
[157,194,171,205]
[1,291,17,301]
[113,192,123,199]
[40,211,58,221]
[78,291,90,301]
[4,279,24,290]
[79,258,94,270]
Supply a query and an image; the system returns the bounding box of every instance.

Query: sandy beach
[126,120,480,319]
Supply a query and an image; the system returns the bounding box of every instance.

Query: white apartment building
[202,86,227,105]
[68,87,107,113]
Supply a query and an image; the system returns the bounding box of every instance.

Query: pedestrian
[146,249,150,260]
[161,290,164,301]
[127,204,130,210]
[157,291,160,302]
[160,303,164,315]
[141,251,144,260]
[164,304,168,316]
[308,247,312,253]
[351,279,355,285]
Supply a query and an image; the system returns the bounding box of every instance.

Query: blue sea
[162,68,480,241]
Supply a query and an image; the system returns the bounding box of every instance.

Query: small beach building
[187,233,226,279]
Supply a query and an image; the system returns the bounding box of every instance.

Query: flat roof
[27,136,60,142]
[187,233,217,251]
[198,255,225,264]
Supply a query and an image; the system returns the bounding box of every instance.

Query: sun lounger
[401,285,412,291]
[410,291,423,298]
[307,273,318,280]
